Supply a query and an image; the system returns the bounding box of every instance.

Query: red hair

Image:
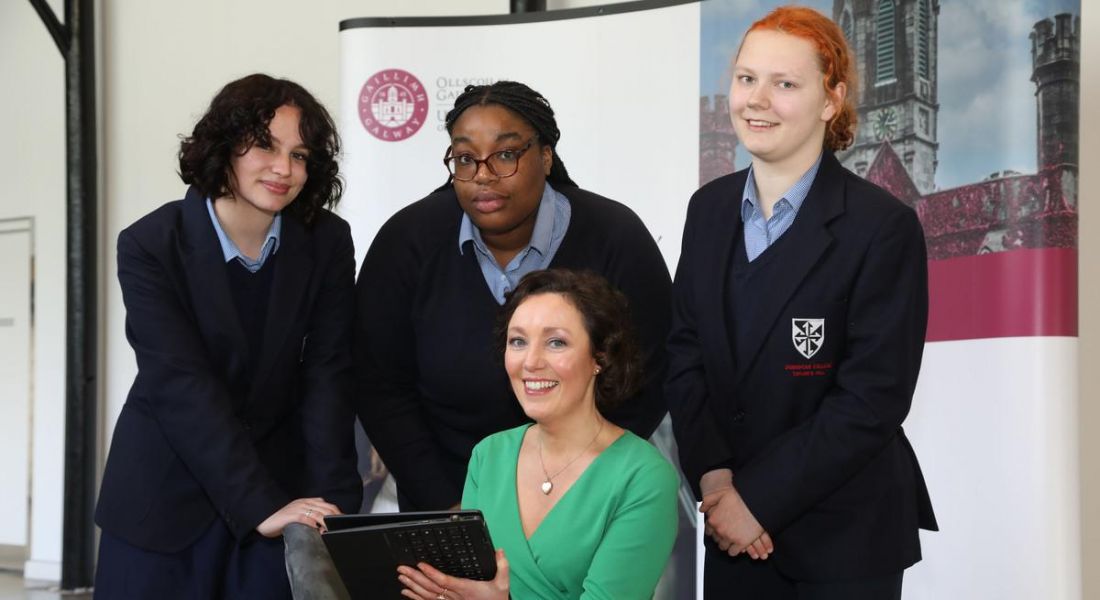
[745,5,858,151]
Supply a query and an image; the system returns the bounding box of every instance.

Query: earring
[594,366,601,375]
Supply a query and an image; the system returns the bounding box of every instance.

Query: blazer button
[733,410,745,423]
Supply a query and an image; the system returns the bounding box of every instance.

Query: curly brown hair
[178,73,342,225]
[495,269,642,414]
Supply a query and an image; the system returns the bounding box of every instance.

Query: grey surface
[0,572,91,600]
[284,523,351,600]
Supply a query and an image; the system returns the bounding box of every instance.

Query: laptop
[322,510,497,599]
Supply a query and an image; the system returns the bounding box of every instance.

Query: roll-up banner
[341,0,1081,597]
[701,1,1081,597]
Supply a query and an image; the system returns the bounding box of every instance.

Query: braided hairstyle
[443,81,576,188]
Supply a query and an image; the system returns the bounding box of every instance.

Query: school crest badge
[792,318,825,359]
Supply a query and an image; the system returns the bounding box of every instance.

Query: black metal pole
[60,0,98,589]
[28,0,67,52]
[510,0,547,13]
[29,0,99,589]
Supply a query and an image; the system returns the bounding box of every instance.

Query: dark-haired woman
[94,74,361,598]
[667,7,936,598]
[354,81,672,511]
[398,269,679,600]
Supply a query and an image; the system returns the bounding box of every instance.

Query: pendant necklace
[537,420,605,495]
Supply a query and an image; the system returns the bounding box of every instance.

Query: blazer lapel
[179,187,250,384]
[732,153,846,388]
[707,176,747,396]
[250,214,313,392]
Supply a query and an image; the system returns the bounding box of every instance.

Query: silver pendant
[541,480,553,494]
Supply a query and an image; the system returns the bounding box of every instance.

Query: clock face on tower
[871,107,899,140]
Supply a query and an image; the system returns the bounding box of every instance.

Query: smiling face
[226,104,309,216]
[449,104,553,241]
[729,29,843,170]
[504,292,600,425]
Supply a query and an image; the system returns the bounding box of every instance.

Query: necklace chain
[537,420,605,495]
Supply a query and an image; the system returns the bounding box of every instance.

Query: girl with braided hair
[353,80,671,514]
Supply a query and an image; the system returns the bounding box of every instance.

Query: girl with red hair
[667,6,937,598]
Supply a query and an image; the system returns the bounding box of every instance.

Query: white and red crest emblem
[359,69,429,142]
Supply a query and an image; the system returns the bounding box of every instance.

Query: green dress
[462,425,679,599]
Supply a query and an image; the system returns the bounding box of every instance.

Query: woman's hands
[256,497,341,538]
[398,549,510,600]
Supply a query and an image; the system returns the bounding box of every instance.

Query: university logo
[792,318,825,360]
[359,69,429,142]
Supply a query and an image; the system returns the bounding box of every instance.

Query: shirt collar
[206,197,282,263]
[458,181,558,256]
[741,152,823,222]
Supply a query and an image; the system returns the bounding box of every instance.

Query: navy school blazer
[667,152,938,581]
[95,186,362,553]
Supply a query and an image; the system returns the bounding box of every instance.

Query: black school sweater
[354,185,672,510]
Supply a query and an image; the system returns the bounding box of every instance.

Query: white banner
[905,337,1080,599]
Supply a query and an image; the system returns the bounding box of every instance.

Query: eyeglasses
[443,139,536,181]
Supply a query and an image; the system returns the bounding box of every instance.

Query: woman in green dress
[398,269,679,600]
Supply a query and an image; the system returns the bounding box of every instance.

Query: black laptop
[321,510,497,599]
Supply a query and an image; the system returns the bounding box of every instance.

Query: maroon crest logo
[359,69,429,142]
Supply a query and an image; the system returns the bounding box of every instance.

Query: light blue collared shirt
[458,182,572,304]
[206,198,282,273]
[741,154,822,262]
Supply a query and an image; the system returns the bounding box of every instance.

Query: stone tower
[699,94,738,186]
[833,0,939,194]
[1031,13,1080,170]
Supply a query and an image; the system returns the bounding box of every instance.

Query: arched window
[875,0,896,83]
[841,10,853,43]
[916,0,931,79]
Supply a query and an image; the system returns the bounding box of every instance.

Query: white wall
[1,0,71,582]
[4,0,1097,592]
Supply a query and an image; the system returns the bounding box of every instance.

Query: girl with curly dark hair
[178,73,344,227]
[94,74,361,599]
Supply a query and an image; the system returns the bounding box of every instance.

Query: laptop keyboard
[388,522,493,580]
